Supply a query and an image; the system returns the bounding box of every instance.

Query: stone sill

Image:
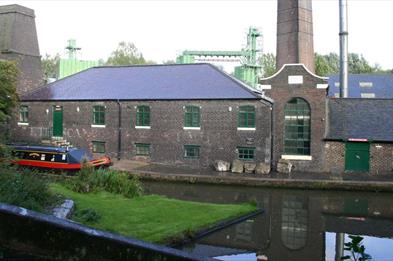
[135,126,151,129]
[91,124,106,128]
[17,122,29,126]
[237,127,256,131]
[183,127,201,130]
[281,155,312,161]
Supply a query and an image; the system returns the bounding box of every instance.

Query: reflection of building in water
[146,181,393,260]
[281,195,308,250]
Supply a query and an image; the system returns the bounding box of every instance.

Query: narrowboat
[9,145,111,170]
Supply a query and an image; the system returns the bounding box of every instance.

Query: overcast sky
[4,0,393,71]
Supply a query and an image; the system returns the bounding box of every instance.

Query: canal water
[144,181,393,261]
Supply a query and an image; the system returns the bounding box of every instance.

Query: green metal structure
[176,27,262,88]
[57,39,100,79]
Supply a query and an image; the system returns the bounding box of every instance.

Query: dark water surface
[143,181,393,261]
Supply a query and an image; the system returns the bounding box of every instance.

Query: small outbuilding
[325,98,393,174]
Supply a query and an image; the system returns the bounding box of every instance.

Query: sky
[4,0,393,71]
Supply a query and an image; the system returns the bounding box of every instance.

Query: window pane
[92,141,105,153]
[184,145,200,159]
[136,143,150,156]
[93,106,105,125]
[284,98,310,155]
[238,106,255,128]
[237,147,255,161]
[136,106,150,126]
[184,106,200,127]
[19,106,29,122]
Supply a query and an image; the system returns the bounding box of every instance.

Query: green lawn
[50,183,256,243]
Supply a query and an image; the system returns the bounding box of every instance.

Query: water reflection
[144,181,393,261]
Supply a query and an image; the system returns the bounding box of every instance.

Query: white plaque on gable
[288,75,303,84]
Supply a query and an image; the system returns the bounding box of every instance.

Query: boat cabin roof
[10,145,74,153]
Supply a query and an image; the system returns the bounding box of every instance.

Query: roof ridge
[91,63,211,69]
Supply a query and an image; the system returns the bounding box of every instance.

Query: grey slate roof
[22,63,260,101]
[327,98,393,142]
[328,74,393,98]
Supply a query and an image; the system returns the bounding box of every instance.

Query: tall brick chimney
[0,4,43,94]
[276,0,315,73]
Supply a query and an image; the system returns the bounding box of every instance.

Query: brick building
[0,4,43,94]
[325,98,393,174]
[12,64,272,168]
[259,64,328,172]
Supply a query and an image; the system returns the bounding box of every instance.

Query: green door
[53,106,63,137]
[345,142,370,172]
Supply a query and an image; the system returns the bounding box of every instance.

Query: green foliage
[341,235,372,261]
[259,53,276,77]
[0,166,56,212]
[74,208,101,223]
[314,52,388,76]
[41,53,60,82]
[66,166,143,198]
[315,52,340,76]
[0,60,18,124]
[106,42,154,66]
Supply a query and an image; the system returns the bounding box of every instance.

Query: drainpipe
[259,93,274,171]
[116,100,122,160]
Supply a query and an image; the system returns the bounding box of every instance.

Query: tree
[314,53,339,76]
[259,53,276,77]
[41,53,60,83]
[0,60,18,124]
[106,42,154,66]
[314,52,388,76]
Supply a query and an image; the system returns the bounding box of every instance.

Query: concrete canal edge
[168,209,264,248]
[128,170,393,193]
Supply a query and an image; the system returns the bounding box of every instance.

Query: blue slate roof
[328,74,393,98]
[327,98,393,142]
[22,63,259,101]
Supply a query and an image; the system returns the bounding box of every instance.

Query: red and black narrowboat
[9,145,111,170]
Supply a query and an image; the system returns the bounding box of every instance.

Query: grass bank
[51,183,256,243]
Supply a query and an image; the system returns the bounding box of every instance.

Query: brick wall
[324,141,345,173]
[10,99,272,169]
[370,143,393,174]
[261,64,328,172]
[324,141,393,174]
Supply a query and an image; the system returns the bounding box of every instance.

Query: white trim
[288,75,303,84]
[260,64,328,81]
[183,127,201,130]
[281,155,312,161]
[91,124,106,128]
[135,126,151,129]
[17,122,29,126]
[259,84,271,90]
[237,127,256,131]
[317,84,329,89]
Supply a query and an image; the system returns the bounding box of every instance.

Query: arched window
[284,98,310,155]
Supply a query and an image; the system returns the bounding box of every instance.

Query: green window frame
[136,105,150,126]
[135,143,150,156]
[184,145,200,159]
[184,106,200,127]
[237,147,255,161]
[93,105,105,125]
[284,98,311,155]
[92,141,106,153]
[19,105,29,123]
[238,106,255,128]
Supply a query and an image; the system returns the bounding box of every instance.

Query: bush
[66,166,143,198]
[0,166,56,212]
[74,208,101,223]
